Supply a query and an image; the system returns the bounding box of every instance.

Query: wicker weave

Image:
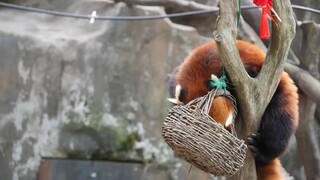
[162,89,247,176]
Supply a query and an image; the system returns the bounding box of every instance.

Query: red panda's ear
[167,84,187,105]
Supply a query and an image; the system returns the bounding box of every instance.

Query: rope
[209,68,228,94]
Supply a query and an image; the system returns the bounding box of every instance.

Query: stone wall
[0,1,216,179]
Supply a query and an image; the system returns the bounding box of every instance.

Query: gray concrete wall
[0,1,215,179]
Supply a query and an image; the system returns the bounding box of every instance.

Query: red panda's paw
[247,133,260,155]
[247,133,276,164]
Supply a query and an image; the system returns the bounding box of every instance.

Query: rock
[0,1,212,179]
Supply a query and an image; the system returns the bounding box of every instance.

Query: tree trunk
[295,21,320,180]
[296,93,320,180]
[213,0,295,179]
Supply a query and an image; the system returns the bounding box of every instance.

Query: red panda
[167,40,299,179]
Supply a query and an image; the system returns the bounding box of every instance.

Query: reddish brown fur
[175,40,266,127]
[176,42,222,103]
[173,40,299,180]
[278,72,299,129]
[257,159,284,180]
[176,40,266,103]
[210,97,234,130]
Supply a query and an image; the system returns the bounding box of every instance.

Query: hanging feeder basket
[162,89,247,176]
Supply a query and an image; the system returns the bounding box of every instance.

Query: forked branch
[214,0,295,134]
[213,0,295,179]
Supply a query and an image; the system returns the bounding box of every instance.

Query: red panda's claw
[251,133,261,138]
[247,133,260,155]
[247,133,260,144]
[247,137,255,144]
[248,145,258,155]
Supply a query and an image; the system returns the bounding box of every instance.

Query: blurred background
[0,0,319,179]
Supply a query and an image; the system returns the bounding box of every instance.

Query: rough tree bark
[213,0,295,179]
[294,21,320,180]
[296,93,320,180]
[241,4,320,179]
[285,63,320,106]
[316,108,320,125]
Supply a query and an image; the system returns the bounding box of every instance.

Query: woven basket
[162,89,247,176]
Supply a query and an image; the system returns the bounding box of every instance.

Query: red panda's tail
[210,96,235,131]
[257,159,285,180]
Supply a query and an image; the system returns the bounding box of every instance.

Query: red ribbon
[254,0,271,7]
[253,0,281,39]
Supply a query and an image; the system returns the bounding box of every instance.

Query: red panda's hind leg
[247,73,298,164]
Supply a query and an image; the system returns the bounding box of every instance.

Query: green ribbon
[209,68,228,95]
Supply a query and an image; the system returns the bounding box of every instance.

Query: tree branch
[316,107,320,125]
[295,93,320,180]
[213,0,295,179]
[257,0,296,106]
[293,20,320,179]
[213,0,255,123]
[213,1,257,179]
[214,0,295,130]
[299,21,320,77]
[212,0,261,145]
[285,63,320,106]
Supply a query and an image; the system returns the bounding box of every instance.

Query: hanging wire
[0,2,217,20]
[0,2,319,21]
[292,4,320,14]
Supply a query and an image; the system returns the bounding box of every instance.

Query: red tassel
[253,0,282,39]
[254,0,269,6]
[260,7,270,39]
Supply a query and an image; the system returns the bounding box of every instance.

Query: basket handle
[185,89,238,136]
[186,89,230,115]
